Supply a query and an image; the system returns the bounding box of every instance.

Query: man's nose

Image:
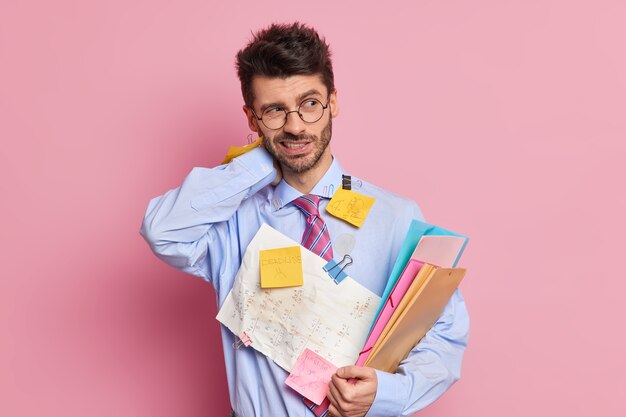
[282,110,306,135]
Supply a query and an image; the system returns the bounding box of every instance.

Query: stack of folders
[304,220,469,417]
[356,220,469,373]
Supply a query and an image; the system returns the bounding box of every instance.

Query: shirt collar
[271,156,346,212]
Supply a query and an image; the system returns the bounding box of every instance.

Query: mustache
[275,133,316,141]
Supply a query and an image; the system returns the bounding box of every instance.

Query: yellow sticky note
[326,188,376,228]
[222,137,263,164]
[259,246,303,288]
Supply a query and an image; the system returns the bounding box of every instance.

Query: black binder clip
[342,174,352,190]
[323,254,353,284]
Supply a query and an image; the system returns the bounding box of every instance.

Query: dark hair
[236,22,334,107]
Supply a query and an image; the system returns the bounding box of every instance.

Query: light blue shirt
[140,147,469,417]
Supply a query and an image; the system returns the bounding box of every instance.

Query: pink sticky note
[411,235,467,268]
[285,348,338,405]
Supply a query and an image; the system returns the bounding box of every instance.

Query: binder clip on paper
[233,331,253,349]
[323,254,353,284]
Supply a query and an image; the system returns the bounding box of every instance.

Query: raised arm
[140,147,276,282]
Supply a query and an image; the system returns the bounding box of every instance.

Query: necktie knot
[292,195,321,218]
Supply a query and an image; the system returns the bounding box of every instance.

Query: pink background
[1,1,625,416]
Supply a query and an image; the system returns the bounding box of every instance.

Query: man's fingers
[328,366,377,417]
[327,403,341,417]
[327,382,338,405]
[327,380,344,416]
[336,365,375,380]
[331,373,361,405]
[329,376,348,404]
[270,152,282,185]
[271,166,282,185]
[327,385,350,417]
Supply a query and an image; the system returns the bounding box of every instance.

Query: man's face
[244,74,339,175]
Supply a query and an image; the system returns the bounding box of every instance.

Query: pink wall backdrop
[2,1,625,416]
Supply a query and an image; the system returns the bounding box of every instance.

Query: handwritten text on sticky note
[326,188,376,228]
[259,246,303,288]
[285,348,338,405]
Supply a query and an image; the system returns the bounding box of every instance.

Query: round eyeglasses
[251,98,329,130]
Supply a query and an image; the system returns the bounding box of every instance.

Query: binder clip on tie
[323,254,353,284]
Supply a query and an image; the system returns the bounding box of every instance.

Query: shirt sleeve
[365,289,470,417]
[139,147,276,283]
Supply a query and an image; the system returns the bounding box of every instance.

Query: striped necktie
[293,195,334,414]
[292,195,334,261]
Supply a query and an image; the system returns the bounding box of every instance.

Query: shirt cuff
[365,370,408,417]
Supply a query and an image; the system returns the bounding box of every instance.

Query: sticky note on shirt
[259,246,303,288]
[285,348,338,405]
[221,137,263,164]
[326,188,376,227]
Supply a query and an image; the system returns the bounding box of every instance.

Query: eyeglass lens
[261,99,325,129]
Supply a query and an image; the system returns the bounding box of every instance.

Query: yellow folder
[370,263,436,351]
[364,266,466,373]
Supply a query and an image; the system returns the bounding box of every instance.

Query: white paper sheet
[216,224,380,372]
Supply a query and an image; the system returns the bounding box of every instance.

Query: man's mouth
[283,142,307,149]
[278,139,312,155]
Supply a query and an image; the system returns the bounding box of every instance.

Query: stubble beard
[264,118,332,174]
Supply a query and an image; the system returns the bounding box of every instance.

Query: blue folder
[374,220,469,320]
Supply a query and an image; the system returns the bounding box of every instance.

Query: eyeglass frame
[249,96,331,130]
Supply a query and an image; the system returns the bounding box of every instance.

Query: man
[141,22,469,417]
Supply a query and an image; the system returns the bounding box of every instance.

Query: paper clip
[233,331,253,349]
[323,254,353,284]
[342,174,352,190]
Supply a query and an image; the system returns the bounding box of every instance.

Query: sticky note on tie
[285,348,338,405]
[259,246,303,288]
[326,188,376,227]
[221,137,263,164]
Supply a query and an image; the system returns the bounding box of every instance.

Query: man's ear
[329,89,339,118]
[243,105,260,133]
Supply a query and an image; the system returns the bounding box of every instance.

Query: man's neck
[282,154,333,195]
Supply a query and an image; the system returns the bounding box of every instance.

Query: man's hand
[271,157,282,186]
[327,366,377,417]
[259,136,282,185]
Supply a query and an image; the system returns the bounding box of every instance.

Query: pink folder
[355,259,424,366]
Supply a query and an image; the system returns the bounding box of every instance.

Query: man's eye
[300,100,321,113]
[265,107,283,114]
